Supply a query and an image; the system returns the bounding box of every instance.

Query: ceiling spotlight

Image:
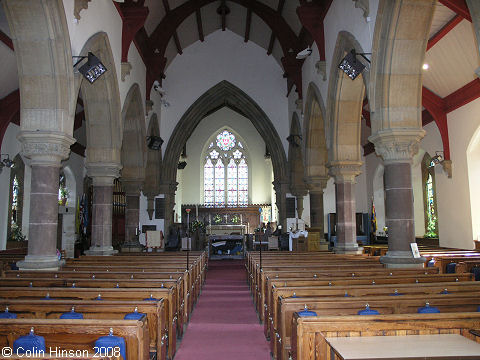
[73,52,107,84]
[178,161,187,170]
[422,63,429,70]
[296,46,312,60]
[0,154,14,173]
[147,136,164,150]
[429,151,444,167]
[339,49,370,80]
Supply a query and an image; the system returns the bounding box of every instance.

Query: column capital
[17,131,75,166]
[369,128,425,163]
[159,181,178,195]
[327,161,362,183]
[272,180,289,193]
[86,162,122,186]
[305,176,329,193]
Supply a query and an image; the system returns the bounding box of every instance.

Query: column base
[334,243,363,254]
[84,246,118,256]
[17,255,65,271]
[380,250,426,268]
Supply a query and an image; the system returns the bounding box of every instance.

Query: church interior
[1,0,480,359]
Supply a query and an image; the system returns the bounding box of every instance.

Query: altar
[208,224,246,259]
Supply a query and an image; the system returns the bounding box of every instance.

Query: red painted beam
[439,0,472,22]
[427,14,462,51]
[0,90,20,150]
[0,29,14,51]
[266,0,286,55]
[162,0,183,55]
[244,8,252,43]
[196,9,204,42]
[422,86,451,160]
[296,0,332,61]
[444,78,480,113]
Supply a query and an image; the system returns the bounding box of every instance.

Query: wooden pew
[291,313,480,360]
[0,299,166,360]
[277,293,480,360]
[0,287,177,360]
[0,318,149,360]
[263,272,472,340]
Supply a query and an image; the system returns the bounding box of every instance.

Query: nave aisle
[174,260,270,360]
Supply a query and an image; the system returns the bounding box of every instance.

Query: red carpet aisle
[174,260,270,360]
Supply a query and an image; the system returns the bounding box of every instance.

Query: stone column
[121,181,143,251]
[16,131,75,270]
[273,180,289,229]
[370,129,426,268]
[85,163,121,256]
[328,162,362,254]
[161,182,178,233]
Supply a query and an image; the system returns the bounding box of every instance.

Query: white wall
[178,107,273,206]
[467,126,480,242]
[412,149,426,237]
[161,29,289,155]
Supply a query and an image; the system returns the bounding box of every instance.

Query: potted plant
[59,185,69,206]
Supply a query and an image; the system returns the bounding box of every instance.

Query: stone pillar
[16,131,75,270]
[370,129,426,268]
[161,182,178,233]
[121,181,143,251]
[85,163,121,256]
[328,163,362,254]
[273,180,289,229]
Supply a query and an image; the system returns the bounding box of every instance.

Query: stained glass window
[204,129,248,207]
[216,130,236,151]
[426,173,437,237]
[11,175,18,225]
[214,159,225,206]
[204,159,214,206]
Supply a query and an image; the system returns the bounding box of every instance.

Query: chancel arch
[163,81,288,230]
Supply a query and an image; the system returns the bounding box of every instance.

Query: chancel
[1,0,480,359]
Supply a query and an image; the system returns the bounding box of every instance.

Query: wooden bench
[263,273,472,340]
[291,313,480,360]
[0,287,177,360]
[0,318,149,360]
[0,299,166,360]
[276,293,480,360]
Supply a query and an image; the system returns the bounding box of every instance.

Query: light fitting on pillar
[429,151,444,167]
[0,154,14,173]
[296,46,312,60]
[286,134,302,147]
[338,49,371,80]
[178,161,187,170]
[73,52,107,84]
[147,136,164,150]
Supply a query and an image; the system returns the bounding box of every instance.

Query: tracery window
[422,154,438,238]
[204,130,248,207]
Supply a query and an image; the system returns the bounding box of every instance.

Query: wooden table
[325,334,480,360]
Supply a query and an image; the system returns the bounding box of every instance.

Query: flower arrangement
[9,223,26,241]
[213,214,222,224]
[231,214,240,224]
[191,220,205,233]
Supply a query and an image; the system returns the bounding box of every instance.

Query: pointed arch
[77,32,123,170]
[163,81,288,186]
[304,82,328,181]
[121,84,147,182]
[326,31,368,166]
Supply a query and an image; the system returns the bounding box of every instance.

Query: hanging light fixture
[0,154,14,173]
[147,136,164,150]
[73,52,107,84]
[338,49,370,80]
